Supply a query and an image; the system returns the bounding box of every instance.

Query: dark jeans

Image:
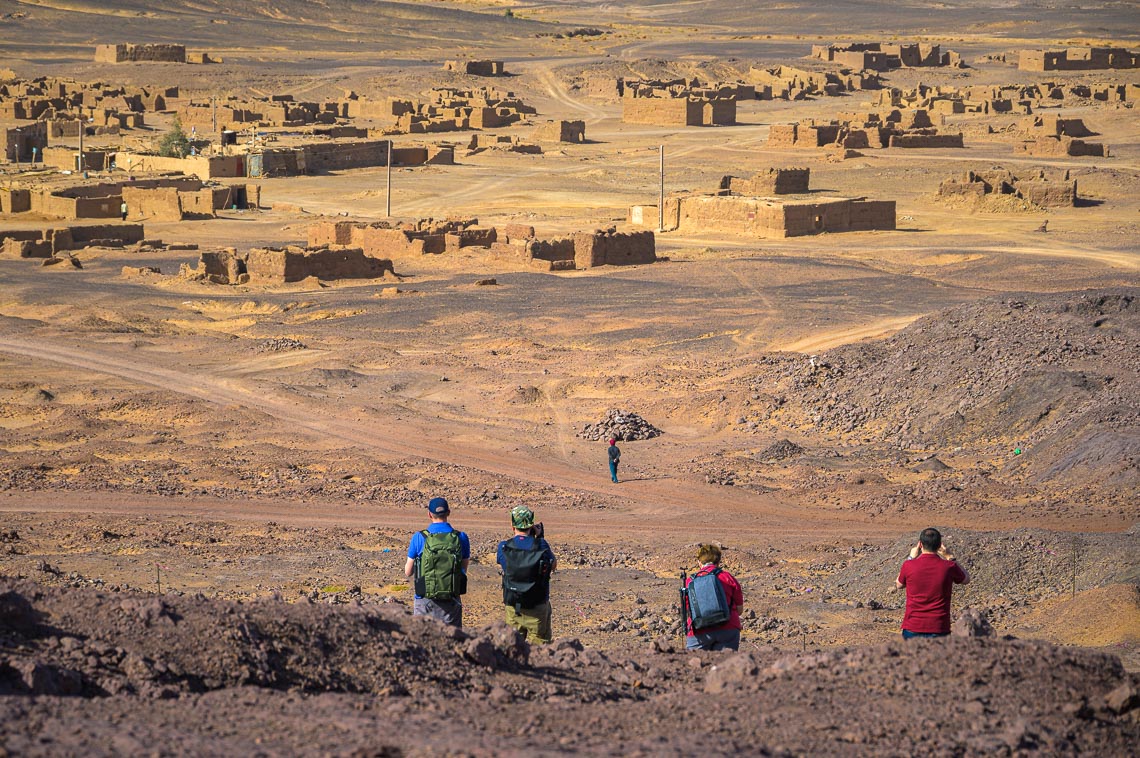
[902,629,949,640]
[413,597,462,627]
[686,628,741,651]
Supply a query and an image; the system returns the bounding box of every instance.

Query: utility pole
[77,117,84,173]
[658,144,665,232]
[386,139,392,217]
[211,95,217,134]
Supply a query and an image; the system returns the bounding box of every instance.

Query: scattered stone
[952,607,995,638]
[255,338,306,353]
[474,278,497,286]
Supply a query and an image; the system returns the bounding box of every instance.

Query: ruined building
[534,120,586,143]
[767,110,964,151]
[631,168,896,238]
[938,169,1078,207]
[189,246,395,285]
[489,226,657,271]
[1018,47,1139,71]
[621,79,736,126]
[94,44,187,64]
[444,60,506,76]
[811,42,962,70]
[307,219,656,270]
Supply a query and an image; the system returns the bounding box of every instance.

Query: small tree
[504,8,514,18]
[158,118,190,158]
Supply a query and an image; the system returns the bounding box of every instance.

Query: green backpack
[414,530,466,600]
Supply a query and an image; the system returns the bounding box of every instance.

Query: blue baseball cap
[427,497,450,515]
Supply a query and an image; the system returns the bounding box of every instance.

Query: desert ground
[1,0,1138,754]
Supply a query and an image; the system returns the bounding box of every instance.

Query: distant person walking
[498,505,557,643]
[120,201,128,221]
[607,438,621,483]
[404,496,469,627]
[894,527,970,639]
[683,543,744,651]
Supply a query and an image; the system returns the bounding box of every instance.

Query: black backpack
[414,530,467,600]
[501,538,550,611]
[686,568,731,630]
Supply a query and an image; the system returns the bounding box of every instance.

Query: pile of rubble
[578,409,663,441]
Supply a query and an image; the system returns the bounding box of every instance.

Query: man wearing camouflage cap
[497,505,557,643]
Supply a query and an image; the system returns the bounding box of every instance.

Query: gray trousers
[413,597,462,627]
[686,628,741,651]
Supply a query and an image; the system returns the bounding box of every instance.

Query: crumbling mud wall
[661,194,895,237]
[939,169,1078,207]
[444,60,505,76]
[1018,47,1139,71]
[1,224,145,257]
[573,230,656,268]
[721,168,810,196]
[94,44,187,64]
[192,246,395,285]
[534,120,586,143]
[1015,136,1109,157]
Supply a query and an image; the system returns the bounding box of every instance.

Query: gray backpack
[686,568,730,629]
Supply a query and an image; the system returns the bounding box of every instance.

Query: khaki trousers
[504,601,552,643]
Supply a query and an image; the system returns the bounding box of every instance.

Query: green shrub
[158,118,191,158]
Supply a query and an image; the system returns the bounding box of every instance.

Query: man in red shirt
[894,527,970,639]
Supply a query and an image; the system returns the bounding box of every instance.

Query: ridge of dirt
[1,577,1138,755]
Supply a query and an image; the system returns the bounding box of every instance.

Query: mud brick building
[811,42,961,70]
[1018,47,1139,71]
[534,120,586,143]
[1,224,145,258]
[94,44,187,64]
[720,168,809,196]
[1015,135,1109,158]
[633,169,895,238]
[444,60,505,76]
[489,227,656,270]
[621,81,736,127]
[938,169,1078,207]
[767,111,964,151]
[747,65,880,100]
[193,246,394,285]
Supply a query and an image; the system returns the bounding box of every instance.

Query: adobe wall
[1015,136,1109,157]
[94,44,186,64]
[308,221,356,247]
[122,186,180,221]
[0,189,31,213]
[848,200,897,231]
[622,97,695,126]
[1018,47,1139,71]
[535,120,586,143]
[724,168,810,196]
[888,133,964,148]
[5,121,47,162]
[444,61,505,76]
[246,246,395,284]
[573,230,656,268]
[117,153,245,179]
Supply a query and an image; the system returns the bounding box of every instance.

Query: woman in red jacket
[685,543,744,651]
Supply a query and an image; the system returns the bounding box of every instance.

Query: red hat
[608,438,616,445]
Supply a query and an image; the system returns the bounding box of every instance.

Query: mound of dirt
[579,408,663,441]
[755,289,1139,490]
[0,578,1137,754]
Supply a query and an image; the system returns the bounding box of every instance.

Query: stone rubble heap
[578,409,663,442]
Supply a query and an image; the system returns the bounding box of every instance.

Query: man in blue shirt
[404,496,470,627]
[497,505,557,643]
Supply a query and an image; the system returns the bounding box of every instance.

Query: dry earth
[1,0,1139,754]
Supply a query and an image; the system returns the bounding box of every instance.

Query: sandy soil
[1,0,1139,753]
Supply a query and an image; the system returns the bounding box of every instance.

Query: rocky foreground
[2,578,1137,756]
